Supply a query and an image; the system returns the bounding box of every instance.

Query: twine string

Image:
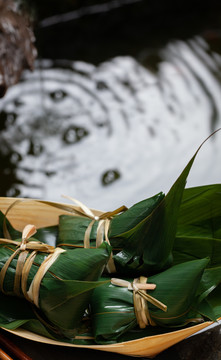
[111,277,167,328]
[14,250,29,297]
[21,250,38,301]
[27,247,65,307]
[0,222,37,294]
[0,248,20,295]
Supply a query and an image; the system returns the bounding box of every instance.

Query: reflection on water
[0,36,221,210]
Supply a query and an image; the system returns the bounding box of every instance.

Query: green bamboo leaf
[205,285,221,320]
[172,184,221,304]
[173,236,221,267]
[109,192,164,237]
[173,233,221,305]
[91,258,209,343]
[197,266,221,302]
[172,236,221,308]
[39,278,110,338]
[22,319,60,340]
[195,299,217,322]
[0,293,36,328]
[58,215,97,248]
[177,184,221,238]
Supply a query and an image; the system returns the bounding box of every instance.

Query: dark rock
[0,0,37,97]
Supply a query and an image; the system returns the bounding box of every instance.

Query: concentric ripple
[0,36,221,210]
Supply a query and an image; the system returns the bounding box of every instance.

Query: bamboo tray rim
[2,320,219,358]
[3,320,216,349]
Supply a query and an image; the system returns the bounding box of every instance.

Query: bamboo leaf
[109,192,164,237]
[205,285,221,320]
[91,258,209,343]
[173,236,221,267]
[0,293,36,328]
[177,184,221,238]
[195,299,217,322]
[197,266,221,302]
[39,278,110,338]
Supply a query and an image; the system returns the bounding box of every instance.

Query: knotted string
[111,277,167,328]
[0,224,65,307]
[62,195,128,273]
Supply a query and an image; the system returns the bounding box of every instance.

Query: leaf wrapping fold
[0,240,111,338]
[91,259,209,343]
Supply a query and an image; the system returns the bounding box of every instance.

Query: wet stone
[101,169,121,186]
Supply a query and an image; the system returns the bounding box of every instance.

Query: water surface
[0,2,221,212]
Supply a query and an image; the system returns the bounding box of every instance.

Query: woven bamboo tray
[0,197,216,358]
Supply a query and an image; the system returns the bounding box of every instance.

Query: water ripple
[0,36,221,210]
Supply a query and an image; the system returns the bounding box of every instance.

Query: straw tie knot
[131,282,139,293]
[111,277,167,328]
[20,224,37,251]
[62,195,128,273]
[0,224,65,307]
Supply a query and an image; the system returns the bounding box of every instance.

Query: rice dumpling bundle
[0,224,111,338]
[56,192,173,275]
[90,258,210,344]
[55,139,205,276]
